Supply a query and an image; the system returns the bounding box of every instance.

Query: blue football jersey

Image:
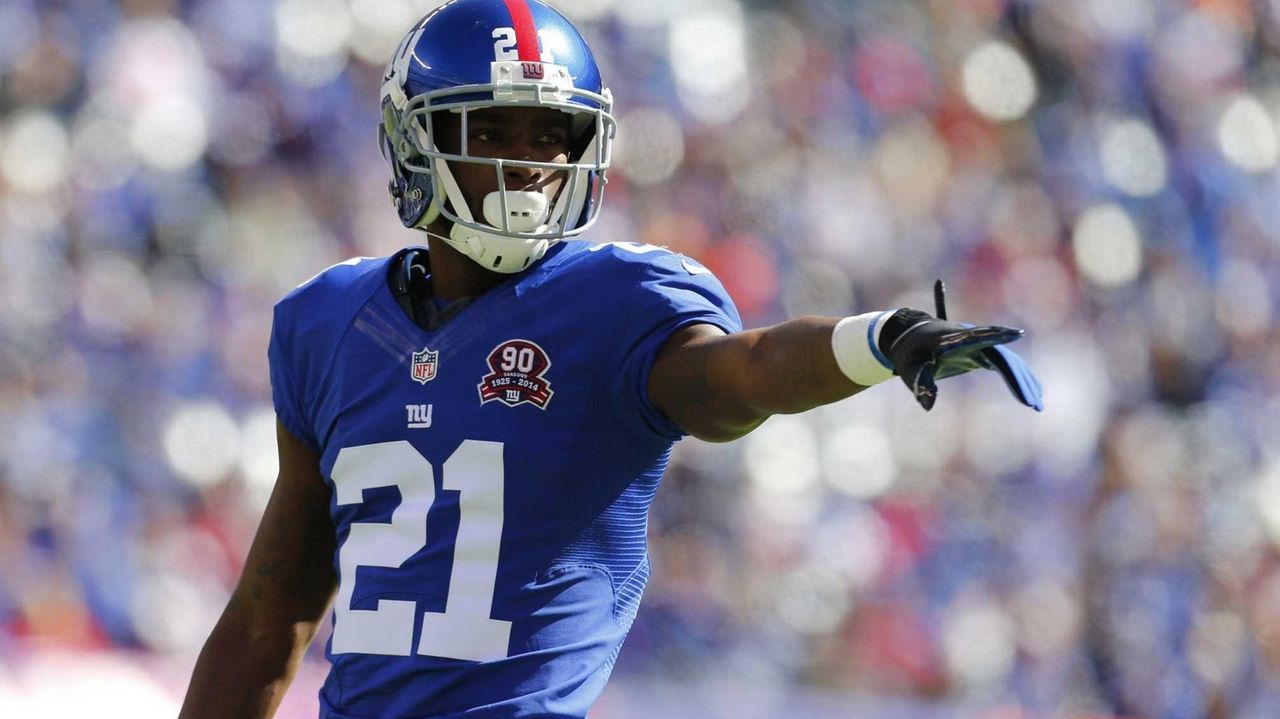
[268,240,741,719]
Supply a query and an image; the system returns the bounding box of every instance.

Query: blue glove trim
[984,344,1044,412]
[867,311,894,370]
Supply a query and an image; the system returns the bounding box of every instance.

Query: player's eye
[537,131,568,148]
[468,128,499,144]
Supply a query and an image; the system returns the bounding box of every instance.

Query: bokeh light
[132,572,227,652]
[1100,117,1168,197]
[239,406,281,511]
[942,597,1018,687]
[822,424,896,499]
[669,1,749,123]
[1030,332,1109,475]
[744,415,821,526]
[961,41,1037,122]
[347,0,417,65]
[1218,93,1279,172]
[101,18,211,110]
[1072,204,1143,288]
[275,0,354,86]
[1,110,70,193]
[1257,462,1280,545]
[130,95,209,171]
[163,401,243,489]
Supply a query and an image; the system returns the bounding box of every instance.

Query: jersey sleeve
[608,249,742,441]
[265,256,386,453]
[268,303,320,452]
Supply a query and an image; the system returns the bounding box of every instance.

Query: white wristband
[832,310,898,386]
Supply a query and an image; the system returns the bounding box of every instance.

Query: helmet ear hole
[381,99,407,160]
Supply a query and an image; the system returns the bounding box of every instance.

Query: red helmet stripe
[501,0,541,62]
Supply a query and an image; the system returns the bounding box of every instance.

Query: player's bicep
[230,420,338,631]
[648,323,767,442]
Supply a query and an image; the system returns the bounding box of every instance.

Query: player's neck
[423,231,507,301]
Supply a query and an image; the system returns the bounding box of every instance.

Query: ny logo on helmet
[522,61,544,79]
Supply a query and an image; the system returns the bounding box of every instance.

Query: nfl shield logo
[411,347,438,385]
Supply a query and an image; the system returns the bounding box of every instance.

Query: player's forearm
[655,317,868,442]
[713,316,867,417]
[179,595,314,719]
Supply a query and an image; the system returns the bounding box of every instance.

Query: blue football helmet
[380,0,616,273]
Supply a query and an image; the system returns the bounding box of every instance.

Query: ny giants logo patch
[478,339,553,409]
[521,61,544,79]
[411,347,439,384]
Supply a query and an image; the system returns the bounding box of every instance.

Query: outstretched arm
[649,284,1041,442]
[648,318,865,442]
[179,420,338,719]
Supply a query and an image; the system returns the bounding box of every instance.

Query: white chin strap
[433,157,559,274]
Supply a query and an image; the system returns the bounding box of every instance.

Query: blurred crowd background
[3,0,1280,716]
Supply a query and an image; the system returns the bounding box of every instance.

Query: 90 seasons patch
[478,339,554,409]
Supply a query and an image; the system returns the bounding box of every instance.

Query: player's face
[433,106,572,225]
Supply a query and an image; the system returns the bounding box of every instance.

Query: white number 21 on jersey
[329,440,511,662]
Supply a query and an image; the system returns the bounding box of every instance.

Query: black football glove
[878,281,1043,412]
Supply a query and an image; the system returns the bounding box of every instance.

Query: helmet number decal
[492,28,519,61]
[492,27,556,63]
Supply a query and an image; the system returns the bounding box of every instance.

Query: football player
[180,1,1041,717]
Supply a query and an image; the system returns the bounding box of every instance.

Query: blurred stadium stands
[3,0,1280,716]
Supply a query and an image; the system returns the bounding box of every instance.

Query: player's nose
[503,156,542,190]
